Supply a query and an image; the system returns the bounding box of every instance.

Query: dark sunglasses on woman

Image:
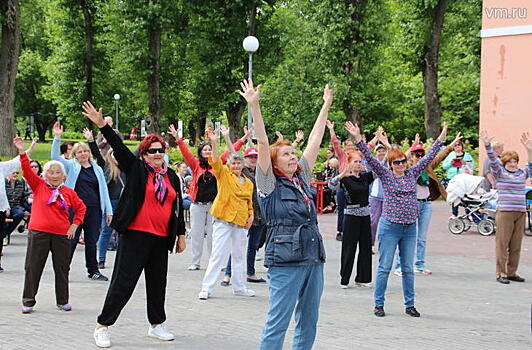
[146,148,165,154]
[392,159,407,165]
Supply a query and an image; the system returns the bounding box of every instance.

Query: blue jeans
[98,199,119,262]
[6,206,25,235]
[336,189,346,232]
[71,207,102,276]
[374,217,416,308]
[225,224,264,277]
[395,201,433,269]
[259,263,324,350]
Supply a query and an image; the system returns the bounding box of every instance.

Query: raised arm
[207,128,219,162]
[519,132,532,177]
[238,78,270,174]
[84,127,105,168]
[430,132,462,169]
[327,120,347,167]
[410,124,447,177]
[14,138,42,191]
[480,130,502,177]
[303,84,333,170]
[169,124,199,171]
[82,101,137,172]
[51,122,72,172]
[292,130,304,149]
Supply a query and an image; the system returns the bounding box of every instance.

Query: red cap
[243,147,259,157]
[410,143,425,152]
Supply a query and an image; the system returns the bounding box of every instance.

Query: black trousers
[340,215,372,285]
[97,230,169,326]
[0,211,5,261]
[23,230,71,307]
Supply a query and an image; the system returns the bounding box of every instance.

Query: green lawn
[25,139,140,162]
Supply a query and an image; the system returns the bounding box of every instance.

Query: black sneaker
[508,275,525,282]
[496,276,510,284]
[374,306,385,317]
[336,233,343,241]
[98,261,105,269]
[89,272,109,281]
[405,306,420,317]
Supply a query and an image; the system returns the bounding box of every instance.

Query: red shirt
[127,172,177,236]
[20,153,86,235]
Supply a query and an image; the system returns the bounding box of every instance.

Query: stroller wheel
[17,225,25,233]
[448,218,465,234]
[462,218,472,232]
[478,219,495,236]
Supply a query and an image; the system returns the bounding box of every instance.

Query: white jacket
[0,156,21,211]
[446,174,485,206]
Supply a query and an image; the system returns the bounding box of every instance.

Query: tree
[0,0,21,157]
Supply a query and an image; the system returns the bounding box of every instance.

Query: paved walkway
[0,201,531,349]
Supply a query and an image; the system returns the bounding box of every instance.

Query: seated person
[5,171,30,234]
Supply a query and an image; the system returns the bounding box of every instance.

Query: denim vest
[259,175,326,268]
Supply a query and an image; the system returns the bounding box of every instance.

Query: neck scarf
[45,180,68,212]
[145,161,168,204]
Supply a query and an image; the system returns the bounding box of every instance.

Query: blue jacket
[259,173,326,268]
[52,138,113,216]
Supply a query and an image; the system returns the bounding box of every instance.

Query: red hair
[270,139,301,177]
[138,134,166,155]
[387,149,407,167]
[347,151,363,162]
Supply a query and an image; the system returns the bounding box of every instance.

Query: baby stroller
[446,174,497,236]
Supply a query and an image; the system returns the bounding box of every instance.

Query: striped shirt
[486,144,532,212]
[357,139,443,224]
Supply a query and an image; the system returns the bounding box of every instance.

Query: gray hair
[227,152,245,163]
[43,160,66,177]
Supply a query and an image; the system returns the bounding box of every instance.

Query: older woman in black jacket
[82,101,186,349]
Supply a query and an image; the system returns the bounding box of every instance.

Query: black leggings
[340,215,372,285]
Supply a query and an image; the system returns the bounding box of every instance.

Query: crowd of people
[0,78,531,349]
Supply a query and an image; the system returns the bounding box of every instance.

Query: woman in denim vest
[238,78,332,350]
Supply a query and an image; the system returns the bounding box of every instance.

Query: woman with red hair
[328,151,375,288]
[239,78,332,350]
[82,101,186,348]
[346,121,447,318]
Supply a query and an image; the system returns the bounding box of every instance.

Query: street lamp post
[113,93,121,131]
[242,36,259,136]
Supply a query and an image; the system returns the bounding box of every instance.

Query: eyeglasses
[146,148,165,154]
[392,159,407,166]
[414,152,425,158]
[30,165,39,168]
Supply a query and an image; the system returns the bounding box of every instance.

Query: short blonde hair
[70,142,92,160]
[500,151,519,166]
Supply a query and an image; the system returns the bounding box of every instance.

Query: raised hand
[414,133,420,145]
[205,128,217,143]
[83,128,94,142]
[520,132,532,151]
[450,132,463,147]
[53,121,63,139]
[344,121,362,142]
[275,131,284,141]
[238,78,261,105]
[82,101,105,128]
[12,137,25,153]
[480,130,493,145]
[326,120,334,130]
[168,124,181,139]
[323,84,333,106]
[295,130,304,143]
[220,125,230,137]
[27,138,38,155]
[437,123,448,142]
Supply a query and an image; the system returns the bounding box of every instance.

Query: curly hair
[500,150,519,166]
[138,134,166,155]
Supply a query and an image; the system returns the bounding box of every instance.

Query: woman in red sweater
[14,137,86,314]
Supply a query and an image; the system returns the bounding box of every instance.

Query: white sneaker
[355,282,373,288]
[341,284,348,289]
[188,264,200,271]
[233,289,255,297]
[198,290,210,300]
[148,323,174,341]
[94,326,111,348]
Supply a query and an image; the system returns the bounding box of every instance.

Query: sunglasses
[30,165,39,168]
[414,152,425,158]
[392,159,407,166]
[146,148,165,154]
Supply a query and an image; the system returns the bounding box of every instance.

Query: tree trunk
[194,111,207,145]
[422,0,447,139]
[146,20,161,135]
[81,0,94,129]
[227,103,246,143]
[34,114,55,142]
[343,100,363,132]
[0,0,21,157]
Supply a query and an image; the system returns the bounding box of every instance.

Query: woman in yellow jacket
[198,125,254,300]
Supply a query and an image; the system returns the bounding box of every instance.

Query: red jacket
[21,153,86,235]
[176,139,244,202]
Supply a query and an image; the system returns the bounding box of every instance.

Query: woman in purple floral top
[345,121,448,318]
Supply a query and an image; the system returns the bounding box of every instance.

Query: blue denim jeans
[395,201,433,269]
[374,217,416,307]
[225,224,264,277]
[6,206,25,235]
[259,263,324,350]
[98,199,119,263]
[71,207,102,276]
